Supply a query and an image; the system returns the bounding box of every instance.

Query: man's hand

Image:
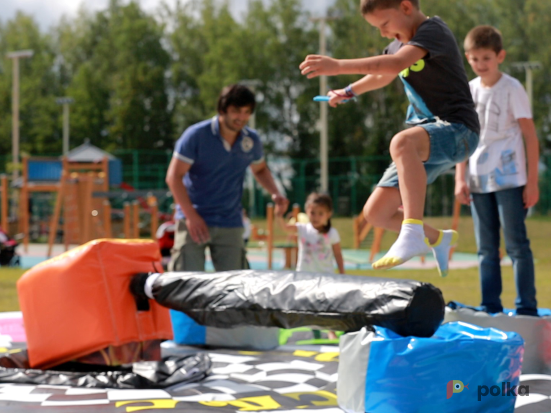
[185,211,210,244]
[523,181,539,209]
[455,180,471,205]
[299,55,341,79]
[272,194,289,217]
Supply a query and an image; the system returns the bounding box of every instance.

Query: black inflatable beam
[151,270,445,338]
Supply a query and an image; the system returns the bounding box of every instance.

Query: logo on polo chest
[241,136,254,153]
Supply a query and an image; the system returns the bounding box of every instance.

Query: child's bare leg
[368,128,457,272]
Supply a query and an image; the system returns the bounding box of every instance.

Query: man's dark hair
[360,0,419,15]
[464,25,503,54]
[217,84,256,114]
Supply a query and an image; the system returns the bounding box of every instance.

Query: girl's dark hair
[217,84,256,114]
[305,192,333,234]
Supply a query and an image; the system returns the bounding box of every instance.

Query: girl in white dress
[280,192,345,275]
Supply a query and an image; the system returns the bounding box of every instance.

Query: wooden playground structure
[1,160,466,266]
[251,203,302,270]
[14,155,164,258]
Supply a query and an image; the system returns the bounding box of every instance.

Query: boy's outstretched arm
[299,45,427,79]
[518,118,540,208]
[327,74,396,107]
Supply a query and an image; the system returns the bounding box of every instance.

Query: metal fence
[2,151,550,219]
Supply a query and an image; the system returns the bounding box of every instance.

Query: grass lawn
[1,215,550,312]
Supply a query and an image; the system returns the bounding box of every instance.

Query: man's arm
[165,156,209,244]
[518,117,540,208]
[250,161,289,216]
[299,45,427,79]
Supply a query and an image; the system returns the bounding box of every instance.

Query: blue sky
[3,0,334,31]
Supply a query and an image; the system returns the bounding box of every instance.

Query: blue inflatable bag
[337,322,524,413]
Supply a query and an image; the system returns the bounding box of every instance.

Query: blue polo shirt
[173,116,264,227]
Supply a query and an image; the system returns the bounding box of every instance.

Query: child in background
[279,192,345,275]
[455,26,539,316]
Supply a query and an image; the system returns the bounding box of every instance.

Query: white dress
[295,223,340,274]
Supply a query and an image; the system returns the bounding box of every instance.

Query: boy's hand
[300,55,340,78]
[454,180,471,205]
[327,90,350,107]
[523,181,539,209]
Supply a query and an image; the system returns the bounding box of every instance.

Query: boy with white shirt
[455,25,540,316]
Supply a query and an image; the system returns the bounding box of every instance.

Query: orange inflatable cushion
[17,239,173,369]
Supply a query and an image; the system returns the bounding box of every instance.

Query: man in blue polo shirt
[166,84,288,271]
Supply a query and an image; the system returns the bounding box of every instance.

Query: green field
[2,216,551,312]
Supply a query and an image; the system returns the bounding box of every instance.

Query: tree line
[1,0,549,177]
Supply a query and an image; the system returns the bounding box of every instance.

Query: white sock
[144,273,162,299]
[372,219,428,270]
[430,230,458,277]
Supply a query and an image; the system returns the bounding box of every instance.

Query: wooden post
[123,202,131,238]
[47,172,66,258]
[148,195,158,240]
[132,200,140,238]
[266,203,274,270]
[81,173,94,243]
[370,227,385,263]
[103,200,112,238]
[21,156,29,252]
[1,175,7,233]
[353,215,359,249]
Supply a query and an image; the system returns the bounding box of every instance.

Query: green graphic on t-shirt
[401,59,426,78]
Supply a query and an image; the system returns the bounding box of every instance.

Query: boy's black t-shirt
[384,16,480,134]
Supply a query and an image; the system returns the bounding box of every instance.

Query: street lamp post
[6,50,34,182]
[240,79,262,218]
[311,16,338,193]
[511,61,542,111]
[56,97,75,156]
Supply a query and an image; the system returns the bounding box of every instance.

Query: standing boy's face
[465,48,506,79]
[364,2,416,43]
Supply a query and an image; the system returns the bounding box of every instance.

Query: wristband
[344,84,357,97]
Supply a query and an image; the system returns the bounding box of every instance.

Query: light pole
[56,97,74,156]
[511,61,542,111]
[240,79,262,217]
[6,50,34,182]
[311,16,338,193]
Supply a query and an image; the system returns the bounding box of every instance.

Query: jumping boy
[455,26,539,315]
[299,0,480,275]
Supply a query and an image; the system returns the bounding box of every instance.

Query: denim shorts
[378,120,479,188]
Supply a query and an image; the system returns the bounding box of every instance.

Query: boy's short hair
[360,0,419,15]
[464,25,503,54]
[217,84,256,114]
